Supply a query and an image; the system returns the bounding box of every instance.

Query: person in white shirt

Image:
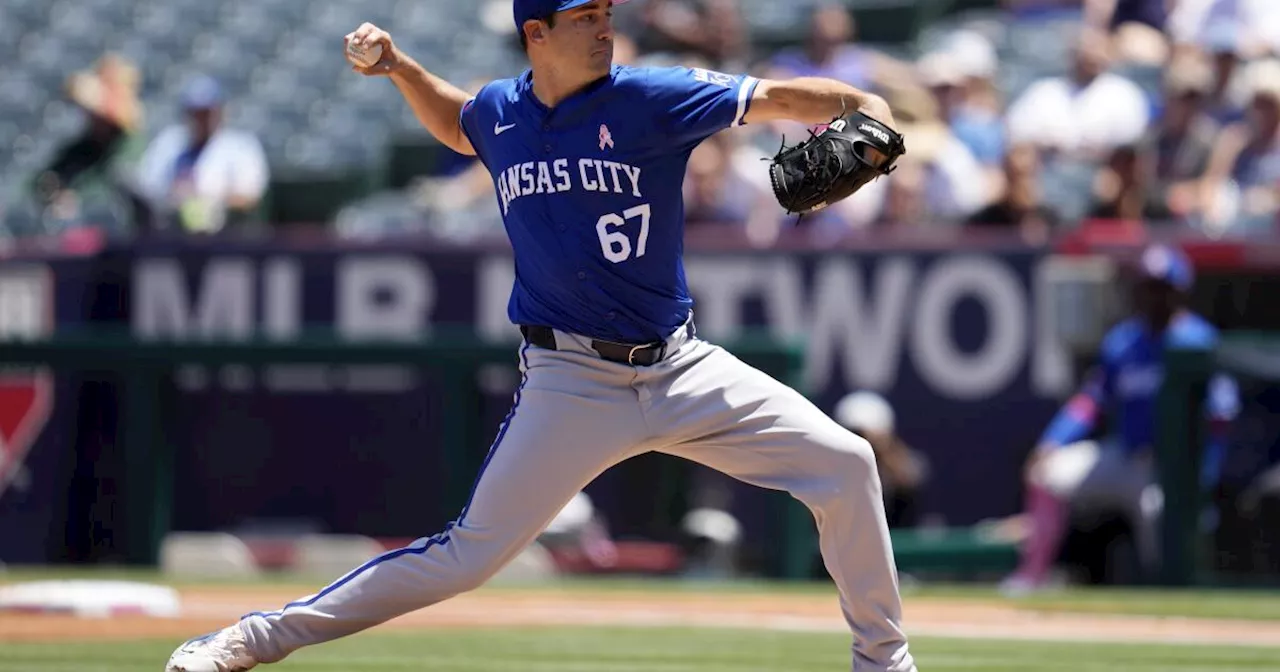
[1004,28,1151,159]
[136,75,269,233]
[1168,0,1280,59]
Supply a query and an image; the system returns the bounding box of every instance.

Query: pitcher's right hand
[345,23,405,76]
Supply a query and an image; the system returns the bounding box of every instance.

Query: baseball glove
[768,110,906,214]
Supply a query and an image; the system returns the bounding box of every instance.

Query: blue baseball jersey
[459,64,760,343]
[1041,311,1239,485]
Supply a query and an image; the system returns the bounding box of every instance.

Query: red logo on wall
[0,266,54,498]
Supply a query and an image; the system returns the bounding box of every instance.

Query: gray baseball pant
[1036,439,1161,572]
[238,325,916,672]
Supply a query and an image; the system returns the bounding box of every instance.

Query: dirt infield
[2,586,1278,648]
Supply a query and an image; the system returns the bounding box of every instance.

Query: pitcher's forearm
[389,52,475,156]
[745,77,893,128]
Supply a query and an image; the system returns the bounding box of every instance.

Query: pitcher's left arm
[744,77,896,129]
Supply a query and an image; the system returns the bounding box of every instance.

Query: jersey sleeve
[459,97,479,145]
[643,66,760,148]
[1040,358,1114,449]
[458,85,493,165]
[1200,372,1241,490]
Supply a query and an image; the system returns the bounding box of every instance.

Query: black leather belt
[519,323,691,366]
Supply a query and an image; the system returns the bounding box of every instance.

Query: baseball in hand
[346,42,384,68]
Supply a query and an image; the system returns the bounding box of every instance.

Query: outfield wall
[1,231,1277,573]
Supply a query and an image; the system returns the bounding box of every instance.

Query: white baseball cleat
[165,625,258,672]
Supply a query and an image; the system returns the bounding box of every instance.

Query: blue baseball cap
[513,0,627,31]
[1137,243,1194,292]
[180,74,224,110]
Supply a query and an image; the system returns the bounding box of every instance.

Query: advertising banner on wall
[118,242,1068,537]
[0,238,1077,562]
[0,255,106,564]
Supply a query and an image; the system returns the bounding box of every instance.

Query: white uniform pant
[238,328,916,672]
[1034,439,1162,572]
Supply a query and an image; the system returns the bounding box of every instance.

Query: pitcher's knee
[832,432,878,479]
[446,563,493,595]
[432,550,505,596]
[432,532,522,595]
[796,433,881,506]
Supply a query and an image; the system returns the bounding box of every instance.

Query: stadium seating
[0,1,1017,195]
[0,0,1104,235]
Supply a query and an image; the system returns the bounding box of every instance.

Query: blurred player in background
[1003,243,1240,594]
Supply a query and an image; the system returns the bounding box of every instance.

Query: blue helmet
[513,0,630,30]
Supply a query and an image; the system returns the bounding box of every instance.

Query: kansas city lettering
[497,159,642,214]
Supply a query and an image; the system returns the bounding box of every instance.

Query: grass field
[2,569,1279,671]
[3,627,1279,672]
[4,567,1279,621]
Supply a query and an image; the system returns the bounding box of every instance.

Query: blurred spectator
[870,159,928,229]
[684,134,754,225]
[1198,59,1280,236]
[613,32,639,66]
[1168,1,1280,125]
[1003,244,1239,594]
[768,4,921,102]
[1084,0,1170,64]
[136,75,269,235]
[1168,0,1280,62]
[1200,21,1251,126]
[1132,53,1219,222]
[918,31,1006,169]
[631,0,749,69]
[682,131,777,244]
[834,391,930,529]
[1088,0,1164,33]
[27,54,148,229]
[769,4,875,91]
[966,144,1060,242]
[1005,28,1150,159]
[891,87,990,222]
[1085,144,1158,223]
[1000,0,1081,11]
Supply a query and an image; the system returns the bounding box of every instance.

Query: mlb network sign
[130,249,1073,401]
[0,265,54,499]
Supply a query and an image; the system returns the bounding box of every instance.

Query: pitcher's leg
[237,348,646,664]
[652,343,914,672]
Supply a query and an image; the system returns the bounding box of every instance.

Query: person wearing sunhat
[28,53,148,223]
[135,74,269,234]
[834,391,930,529]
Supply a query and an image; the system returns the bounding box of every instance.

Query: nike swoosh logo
[494,122,516,135]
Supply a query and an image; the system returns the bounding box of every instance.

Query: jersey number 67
[596,203,651,264]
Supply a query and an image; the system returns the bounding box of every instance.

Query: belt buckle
[627,342,666,366]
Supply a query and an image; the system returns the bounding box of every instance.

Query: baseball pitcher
[166,1,912,670]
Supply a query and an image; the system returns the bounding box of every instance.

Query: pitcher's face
[547,0,615,77]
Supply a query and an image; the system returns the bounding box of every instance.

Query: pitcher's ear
[524,19,546,46]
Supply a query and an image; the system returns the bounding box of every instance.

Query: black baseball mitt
[768,110,906,214]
